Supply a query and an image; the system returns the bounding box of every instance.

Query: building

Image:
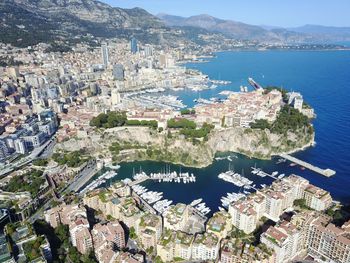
[261,221,303,263]
[69,217,90,247]
[287,92,303,111]
[0,234,15,263]
[303,184,332,211]
[307,217,350,263]
[191,232,219,261]
[174,231,194,261]
[130,38,138,54]
[92,221,125,261]
[112,64,124,81]
[92,221,125,250]
[101,43,109,66]
[0,139,10,161]
[75,227,93,255]
[220,239,274,263]
[138,213,162,251]
[156,230,176,262]
[163,203,189,232]
[228,193,265,234]
[206,211,232,239]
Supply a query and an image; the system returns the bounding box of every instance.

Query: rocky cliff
[56,126,314,168]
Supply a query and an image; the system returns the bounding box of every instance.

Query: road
[0,138,56,177]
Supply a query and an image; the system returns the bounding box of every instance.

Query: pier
[251,167,277,180]
[128,176,150,186]
[279,154,336,177]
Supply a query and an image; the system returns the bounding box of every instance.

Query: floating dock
[279,154,336,177]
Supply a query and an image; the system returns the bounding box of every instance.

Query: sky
[101,0,350,28]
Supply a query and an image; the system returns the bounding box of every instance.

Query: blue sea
[98,50,350,214]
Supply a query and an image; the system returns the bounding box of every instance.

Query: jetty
[129,176,150,187]
[279,154,336,177]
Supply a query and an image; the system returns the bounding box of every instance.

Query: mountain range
[157,13,350,44]
[0,0,163,47]
[0,0,349,48]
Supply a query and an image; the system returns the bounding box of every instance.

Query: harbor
[77,147,343,219]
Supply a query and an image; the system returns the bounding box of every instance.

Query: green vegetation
[180,109,196,115]
[168,118,214,142]
[250,105,311,134]
[180,122,215,140]
[293,199,312,210]
[326,205,350,226]
[3,169,45,197]
[129,227,137,239]
[23,236,45,261]
[167,118,197,129]
[126,119,158,128]
[52,150,88,168]
[109,142,146,156]
[34,222,98,263]
[271,105,310,134]
[90,111,127,128]
[155,256,164,263]
[250,119,270,130]
[98,191,108,203]
[32,159,48,167]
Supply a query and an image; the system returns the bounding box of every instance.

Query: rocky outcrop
[56,126,314,168]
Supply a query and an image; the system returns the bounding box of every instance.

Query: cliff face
[56,126,314,168]
[208,127,314,159]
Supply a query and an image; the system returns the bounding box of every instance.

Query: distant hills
[158,13,350,44]
[0,0,349,48]
[289,25,350,40]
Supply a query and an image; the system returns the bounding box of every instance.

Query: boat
[106,164,121,170]
[272,171,279,176]
[260,184,267,188]
[190,198,203,207]
[276,158,286,164]
[278,174,285,179]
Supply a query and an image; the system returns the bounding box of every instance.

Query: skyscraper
[130,37,138,54]
[113,64,124,81]
[144,45,153,57]
[101,43,109,66]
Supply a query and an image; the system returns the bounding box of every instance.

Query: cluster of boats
[133,171,149,181]
[132,184,173,214]
[140,191,163,204]
[215,155,238,162]
[80,171,117,194]
[218,170,253,187]
[153,199,173,214]
[220,192,246,208]
[149,171,196,184]
[190,198,211,216]
[251,167,285,179]
[211,80,231,85]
